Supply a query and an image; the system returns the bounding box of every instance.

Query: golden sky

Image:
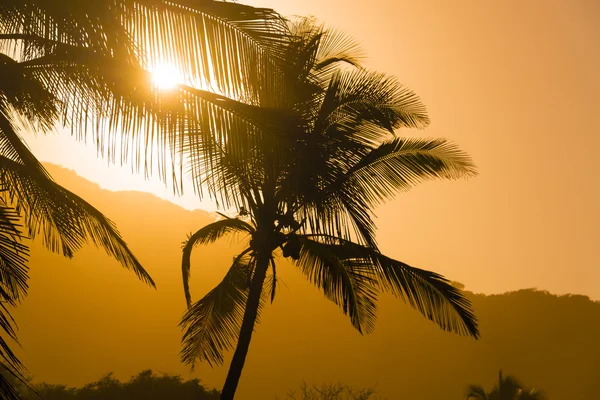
[27,0,600,300]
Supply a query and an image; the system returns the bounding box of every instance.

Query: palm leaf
[267,257,277,304]
[1,42,180,182]
[366,251,478,338]
[312,25,364,72]
[0,0,288,100]
[0,156,155,287]
[0,202,28,304]
[294,236,379,334]
[0,0,139,62]
[0,203,29,400]
[327,137,478,207]
[180,252,255,368]
[182,218,254,306]
[0,301,30,400]
[293,137,476,247]
[296,190,379,249]
[299,235,479,338]
[134,0,288,101]
[0,0,291,186]
[315,69,431,144]
[180,85,301,204]
[0,53,60,132]
[0,363,26,400]
[0,112,153,286]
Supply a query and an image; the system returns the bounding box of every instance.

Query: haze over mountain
[11,164,599,399]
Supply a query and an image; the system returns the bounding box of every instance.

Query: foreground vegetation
[279,382,384,400]
[466,371,545,400]
[3,368,548,400]
[2,370,220,400]
[3,370,387,400]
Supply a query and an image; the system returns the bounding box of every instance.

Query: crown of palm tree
[178,20,480,382]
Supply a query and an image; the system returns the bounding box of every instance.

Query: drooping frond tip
[293,236,479,339]
[374,253,479,338]
[181,218,254,307]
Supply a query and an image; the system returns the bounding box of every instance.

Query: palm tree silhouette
[0,1,286,398]
[466,370,545,400]
[179,19,480,400]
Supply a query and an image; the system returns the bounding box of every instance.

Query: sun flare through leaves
[151,63,183,90]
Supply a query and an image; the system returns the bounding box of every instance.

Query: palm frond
[180,252,255,368]
[367,251,478,338]
[0,53,59,132]
[299,235,479,338]
[314,69,431,144]
[0,202,28,304]
[0,302,20,368]
[134,0,289,101]
[20,46,179,175]
[0,0,139,62]
[179,85,300,135]
[290,137,476,248]
[1,42,183,182]
[0,156,155,287]
[180,85,301,204]
[182,219,254,307]
[0,363,26,400]
[0,301,30,400]
[267,257,277,304]
[184,136,261,210]
[296,191,378,249]
[1,0,291,186]
[0,203,29,400]
[311,25,364,87]
[294,236,379,334]
[313,26,364,70]
[327,137,477,208]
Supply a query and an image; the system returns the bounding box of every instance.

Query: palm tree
[179,20,480,400]
[0,1,287,398]
[466,370,545,400]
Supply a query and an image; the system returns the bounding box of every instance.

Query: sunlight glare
[151,63,183,90]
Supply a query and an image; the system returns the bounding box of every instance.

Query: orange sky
[27,0,600,300]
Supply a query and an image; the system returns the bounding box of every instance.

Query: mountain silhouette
[11,164,599,399]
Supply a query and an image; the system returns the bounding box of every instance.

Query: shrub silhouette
[2,369,219,400]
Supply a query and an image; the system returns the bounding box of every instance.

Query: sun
[151,63,183,90]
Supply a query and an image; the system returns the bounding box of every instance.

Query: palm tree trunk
[220,252,270,399]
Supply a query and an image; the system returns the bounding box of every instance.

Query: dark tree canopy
[1,369,220,400]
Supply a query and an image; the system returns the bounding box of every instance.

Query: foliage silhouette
[0,0,287,398]
[280,382,384,400]
[466,370,545,400]
[1,369,220,399]
[179,18,479,399]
